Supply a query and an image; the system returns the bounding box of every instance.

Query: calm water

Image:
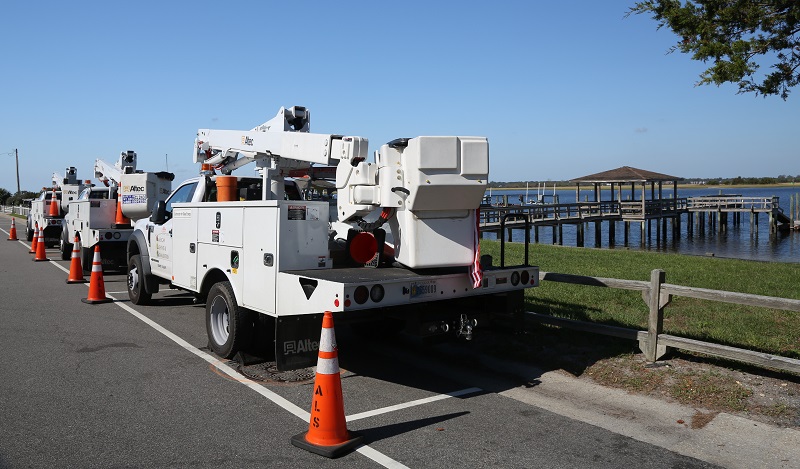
[484,186,800,263]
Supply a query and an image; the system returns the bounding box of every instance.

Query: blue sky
[1,1,797,193]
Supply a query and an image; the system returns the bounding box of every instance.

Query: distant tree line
[488,175,800,188]
[0,188,40,206]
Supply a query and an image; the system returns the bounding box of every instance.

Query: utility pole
[15,148,20,196]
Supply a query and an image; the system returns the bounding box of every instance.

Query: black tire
[59,232,72,261]
[26,221,33,241]
[82,246,93,276]
[127,254,152,305]
[206,281,252,358]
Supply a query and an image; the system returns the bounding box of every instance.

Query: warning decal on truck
[288,205,306,220]
[121,194,147,205]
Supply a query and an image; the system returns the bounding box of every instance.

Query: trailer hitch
[455,314,477,341]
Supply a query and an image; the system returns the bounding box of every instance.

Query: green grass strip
[482,240,800,359]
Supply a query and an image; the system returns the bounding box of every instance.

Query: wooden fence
[528,269,800,375]
[1,205,30,216]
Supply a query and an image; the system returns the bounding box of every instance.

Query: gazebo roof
[570,166,681,183]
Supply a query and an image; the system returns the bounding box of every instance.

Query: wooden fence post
[640,269,670,362]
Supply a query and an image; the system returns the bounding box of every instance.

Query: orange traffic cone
[48,188,60,217]
[29,223,39,254]
[34,228,50,262]
[7,217,18,241]
[33,229,50,262]
[81,245,112,304]
[291,312,363,458]
[66,236,86,284]
[114,200,130,226]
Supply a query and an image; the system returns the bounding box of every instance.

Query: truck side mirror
[151,200,167,224]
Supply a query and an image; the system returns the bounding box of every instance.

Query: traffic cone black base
[81,297,113,305]
[290,431,363,459]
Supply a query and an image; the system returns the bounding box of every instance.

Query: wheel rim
[128,266,139,293]
[209,295,230,346]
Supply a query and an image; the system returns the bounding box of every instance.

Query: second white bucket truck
[62,151,173,270]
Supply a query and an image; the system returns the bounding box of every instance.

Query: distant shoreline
[489,183,800,191]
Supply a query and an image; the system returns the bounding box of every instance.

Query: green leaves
[629,0,800,99]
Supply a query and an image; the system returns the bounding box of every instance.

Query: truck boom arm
[95,151,138,188]
[195,106,368,201]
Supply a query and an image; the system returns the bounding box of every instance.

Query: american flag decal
[469,208,483,289]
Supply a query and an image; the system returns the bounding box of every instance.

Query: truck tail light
[521,270,530,285]
[511,271,520,286]
[349,232,378,265]
[370,284,384,303]
[353,285,369,305]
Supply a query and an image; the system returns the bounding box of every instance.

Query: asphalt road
[0,215,732,468]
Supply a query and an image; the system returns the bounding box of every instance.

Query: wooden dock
[481,196,791,246]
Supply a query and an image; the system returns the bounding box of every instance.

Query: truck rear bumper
[275,265,539,317]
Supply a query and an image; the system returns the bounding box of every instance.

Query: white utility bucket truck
[27,167,85,246]
[126,106,538,370]
[62,151,173,270]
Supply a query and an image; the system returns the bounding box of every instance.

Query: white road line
[104,294,410,468]
[356,445,411,469]
[346,387,482,422]
[106,293,312,421]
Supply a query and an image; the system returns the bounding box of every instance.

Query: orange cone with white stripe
[34,227,50,262]
[29,223,39,254]
[81,245,112,304]
[66,235,86,284]
[114,200,130,226]
[48,188,60,217]
[291,311,363,458]
[7,217,18,241]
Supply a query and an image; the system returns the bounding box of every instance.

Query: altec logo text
[283,339,319,355]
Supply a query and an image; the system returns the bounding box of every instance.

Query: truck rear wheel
[127,255,152,305]
[82,247,93,276]
[206,281,251,359]
[59,232,72,261]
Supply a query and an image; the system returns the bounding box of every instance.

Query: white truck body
[127,106,538,370]
[27,191,62,245]
[60,153,173,269]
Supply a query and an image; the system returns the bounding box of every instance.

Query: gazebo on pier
[570,166,684,245]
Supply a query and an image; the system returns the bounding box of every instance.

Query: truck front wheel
[127,255,152,305]
[206,281,251,359]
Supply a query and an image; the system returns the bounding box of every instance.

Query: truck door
[149,181,198,278]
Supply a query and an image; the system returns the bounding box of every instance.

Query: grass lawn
[481,240,800,359]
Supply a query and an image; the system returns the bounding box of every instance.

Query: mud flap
[275,313,323,371]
